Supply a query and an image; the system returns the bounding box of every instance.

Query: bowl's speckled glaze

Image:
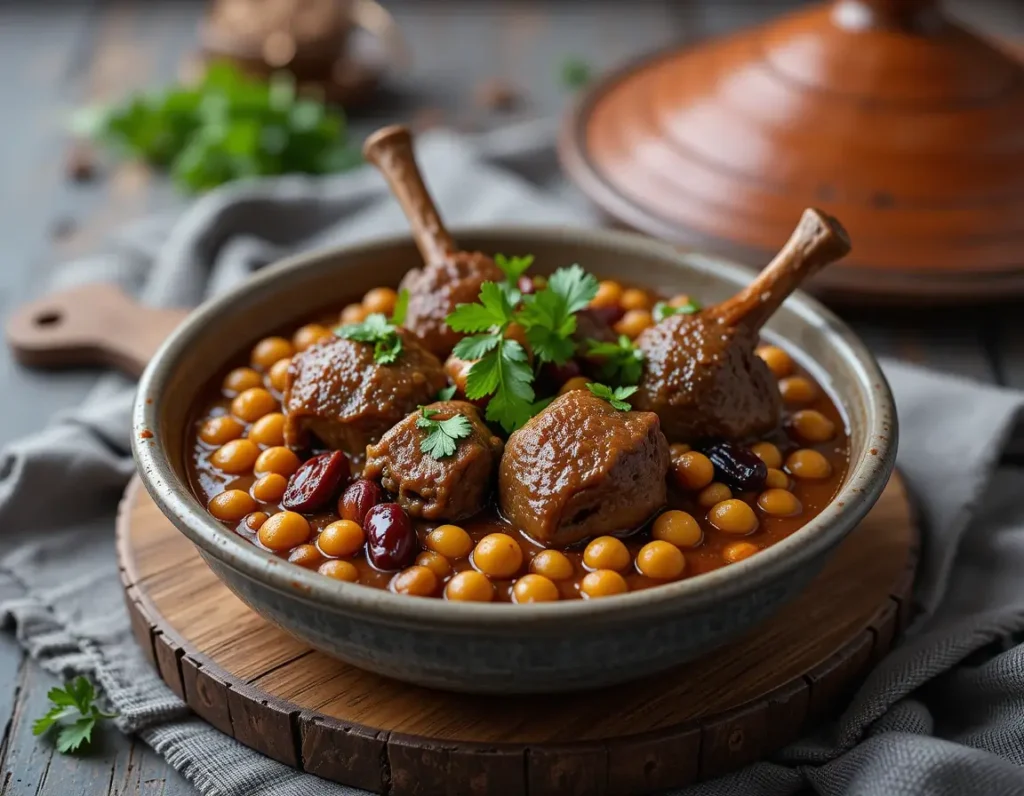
[132,227,897,694]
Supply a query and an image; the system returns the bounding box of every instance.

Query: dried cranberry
[339,479,384,525]
[700,440,767,492]
[364,503,417,571]
[517,275,537,296]
[281,452,351,513]
[586,304,625,327]
[541,359,581,387]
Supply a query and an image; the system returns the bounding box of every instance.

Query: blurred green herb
[33,676,117,755]
[584,335,645,385]
[586,383,637,412]
[653,298,702,322]
[75,62,362,193]
[560,58,592,90]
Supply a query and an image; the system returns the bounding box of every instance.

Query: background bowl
[132,226,896,695]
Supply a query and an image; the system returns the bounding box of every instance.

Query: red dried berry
[338,479,384,526]
[281,452,351,513]
[364,503,416,571]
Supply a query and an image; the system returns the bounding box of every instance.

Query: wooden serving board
[118,473,918,796]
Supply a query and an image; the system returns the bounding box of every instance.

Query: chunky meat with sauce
[363,401,503,521]
[283,333,447,456]
[399,251,504,358]
[499,389,670,547]
[631,314,781,443]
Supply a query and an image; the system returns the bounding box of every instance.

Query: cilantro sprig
[336,289,409,364]
[585,335,645,386]
[436,384,457,401]
[417,406,473,459]
[517,265,599,365]
[653,297,702,322]
[586,383,638,412]
[33,676,117,754]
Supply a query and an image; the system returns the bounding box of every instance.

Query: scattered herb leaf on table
[33,676,118,754]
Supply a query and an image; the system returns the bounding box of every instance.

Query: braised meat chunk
[283,333,446,456]
[364,401,504,521]
[498,389,670,548]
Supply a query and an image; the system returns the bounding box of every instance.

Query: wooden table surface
[1,0,1022,793]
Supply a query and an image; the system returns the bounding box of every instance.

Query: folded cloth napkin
[3,119,1023,796]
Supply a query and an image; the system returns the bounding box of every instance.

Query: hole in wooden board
[34,310,63,327]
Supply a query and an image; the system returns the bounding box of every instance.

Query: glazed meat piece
[364,401,504,521]
[363,125,504,359]
[283,333,447,456]
[633,208,851,442]
[499,389,670,548]
[398,251,504,357]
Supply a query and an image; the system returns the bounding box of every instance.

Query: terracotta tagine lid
[559,0,1024,303]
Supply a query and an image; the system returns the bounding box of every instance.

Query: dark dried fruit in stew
[498,389,671,548]
[338,479,384,526]
[364,503,416,571]
[281,451,351,513]
[700,440,768,492]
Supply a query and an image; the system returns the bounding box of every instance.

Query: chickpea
[231,387,278,423]
[708,499,759,535]
[669,442,692,462]
[208,490,258,522]
[251,337,294,371]
[756,345,793,378]
[652,510,702,548]
[416,551,452,579]
[583,536,631,571]
[254,446,301,477]
[317,520,365,558]
[620,288,651,311]
[636,541,686,580]
[319,560,359,582]
[673,451,715,490]
[249,413,285,447]
[445,570,495,602]
[591,280,623,308]
[267,358,291,393]
[222,367,263,395]
[791,409,836,443]
[252,473,288,503]
[698,482,732,508]
[668,294,694,308]
[472,533,524,578]
[758,488,802,517]
[530,550,574,581]
[614,309,654,339]
[723,542,759,564]
[292,324,332,352]
[779,375,818,404]
[750,441,782,470]
[580,569,628,599]
[512,574,560,603]
[340,303,367,325]
[200,415,245,446]
[765,468,790,490]
[558,376,591,395]
[363,287,398,316]
[288,543,323,568]
[258,511,311,551]
[786,449,832,479]
[426,524,473,559]
[210,439,260,474]
[391,566,438,597]
[245,511,269,531]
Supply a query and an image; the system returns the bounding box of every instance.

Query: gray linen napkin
[3,120,1024,796]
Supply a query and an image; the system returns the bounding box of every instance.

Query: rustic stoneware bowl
[132,226,897,695]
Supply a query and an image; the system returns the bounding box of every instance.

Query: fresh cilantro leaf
[653,297,702,322]
[416,407,474,459]
[336,313,404,365]
[524,324,577,367]
[390,289,410,326]
[446,282,515,333]
[483,340,535,432]
[464,348,503,399]
[586,382,638,411]
[585,335,645,385]
[517,265,599,365]
[452,333,500,362]
[547,265,600,315]
[494,253,534,282]
[34,677,117,755]
[436,384,457,401]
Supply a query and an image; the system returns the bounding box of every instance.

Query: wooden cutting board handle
[5,284,189,379]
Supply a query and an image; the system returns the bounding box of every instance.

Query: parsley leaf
[585,335,645,385]
[517,265,599,365]
[33,676,117,755]
[417,407,474,459]
[447,282,515,333]
[336,313,404,365]
[586,382,638,411]
[390,289,410,326]
[436,384,457,401]
[653,297,702,322]
[453,333,500,362]
[483,340,536,431]
[495,253,534,283]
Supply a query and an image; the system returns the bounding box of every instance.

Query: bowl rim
[132,224,897,632]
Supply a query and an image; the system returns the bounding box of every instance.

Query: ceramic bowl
[132,226,897,694]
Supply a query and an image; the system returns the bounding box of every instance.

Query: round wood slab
[118,472,918,796]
